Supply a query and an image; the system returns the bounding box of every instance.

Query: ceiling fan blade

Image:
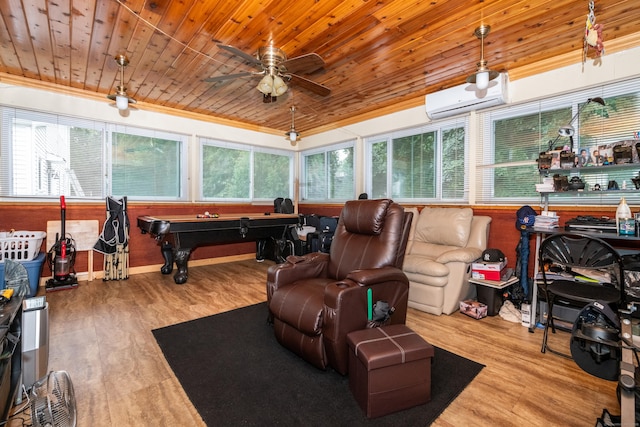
[289,74,331,97]
[217,44,262,68]
[281,53,325,74]
[204,72,256,83]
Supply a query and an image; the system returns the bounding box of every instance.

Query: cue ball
[204,211,210,216]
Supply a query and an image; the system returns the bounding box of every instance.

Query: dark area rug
[152,302,483,426]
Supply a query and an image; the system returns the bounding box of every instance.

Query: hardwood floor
[11,259,620,426]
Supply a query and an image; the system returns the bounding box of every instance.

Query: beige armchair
[403,207,491,315]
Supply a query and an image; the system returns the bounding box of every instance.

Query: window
[200,138,293,201]
[366,119,468,202]
[0,108,187,200]
[110,126,186,198]
[300,141,355,201]
[477,77,640,205]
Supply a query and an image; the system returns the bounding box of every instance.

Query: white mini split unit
[425,73,509,120]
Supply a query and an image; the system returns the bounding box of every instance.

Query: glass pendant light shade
[475,71,489,90]
[272,75,288,96]
[115,94,129,111]
[257,75,274,95]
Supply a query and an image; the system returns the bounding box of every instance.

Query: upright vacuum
[46,195,78,291]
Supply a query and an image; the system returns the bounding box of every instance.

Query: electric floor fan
[30,371,77,427]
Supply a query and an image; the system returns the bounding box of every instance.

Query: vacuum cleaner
[46,195,78,291]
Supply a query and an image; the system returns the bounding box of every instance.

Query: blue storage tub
[0,252,46,297]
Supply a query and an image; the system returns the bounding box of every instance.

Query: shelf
[539,163,640,175]
[538,189,639,195]
[469,275,518,289]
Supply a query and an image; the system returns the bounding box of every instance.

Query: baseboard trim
[38,253,257,287]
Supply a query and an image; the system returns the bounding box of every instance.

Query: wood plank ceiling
[0,0,639,136]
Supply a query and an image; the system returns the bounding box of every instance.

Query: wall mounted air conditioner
[425,73,509,120]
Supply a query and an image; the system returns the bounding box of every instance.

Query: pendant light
[107,55,137,112]
[466,25,499,90]
[285,106,300,144]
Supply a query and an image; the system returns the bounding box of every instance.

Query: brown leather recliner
[267,199,413,375]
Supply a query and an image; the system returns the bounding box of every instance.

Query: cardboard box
[471,258,508,281]
[460,299,488,319]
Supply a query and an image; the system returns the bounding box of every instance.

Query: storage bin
[346,325,433,418]
[0,231,46,262]
[0,252,46,297]
[476,285,504,316]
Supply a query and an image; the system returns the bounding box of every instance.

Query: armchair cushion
[341,200,388,235]
[270,279,328,336]
[414,207,473,248]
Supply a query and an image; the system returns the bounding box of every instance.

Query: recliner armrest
[267,252,329,293]
[435,247,483,264]
[345,266,408,286]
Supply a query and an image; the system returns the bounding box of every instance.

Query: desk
[137,213,299,284]
[529,228,640,332]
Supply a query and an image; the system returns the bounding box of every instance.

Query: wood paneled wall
[0,202,623,279]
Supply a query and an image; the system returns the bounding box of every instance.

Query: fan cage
[30,370,76,427]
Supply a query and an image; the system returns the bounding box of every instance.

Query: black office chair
[538,233,625,357]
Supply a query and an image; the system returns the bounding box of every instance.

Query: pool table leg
[173,249,190,284]
[159,242,190,284]
[161,242,174,274]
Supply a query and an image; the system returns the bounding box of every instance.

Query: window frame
[0,106,189,201]
[199,137,295,202]
[107,123,189,201]
[299,139,356,202]
[477,77,640,206]
[364,117,469,203]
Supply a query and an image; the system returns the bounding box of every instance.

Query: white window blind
[0,107,187,200]
[199,137,294,201]
[365,116,469,203]
[300,140,355,202]
[476,77,640,206]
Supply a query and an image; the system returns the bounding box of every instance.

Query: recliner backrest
[413,207,473,247]
[328,199,407,279]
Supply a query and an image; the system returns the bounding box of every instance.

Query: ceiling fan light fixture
[257,71,288,97]
[466,25,499,90]
[272,75,288,96]
[257,74,274,95]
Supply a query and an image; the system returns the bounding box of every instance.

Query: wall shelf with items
[537,162,640,209]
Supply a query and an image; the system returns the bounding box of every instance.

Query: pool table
[137,212,300,284]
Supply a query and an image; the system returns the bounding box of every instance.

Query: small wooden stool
[346,324,434,418]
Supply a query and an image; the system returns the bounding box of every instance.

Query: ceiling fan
[205,44,331,100]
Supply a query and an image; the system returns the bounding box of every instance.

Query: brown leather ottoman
[346,324,434,418]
